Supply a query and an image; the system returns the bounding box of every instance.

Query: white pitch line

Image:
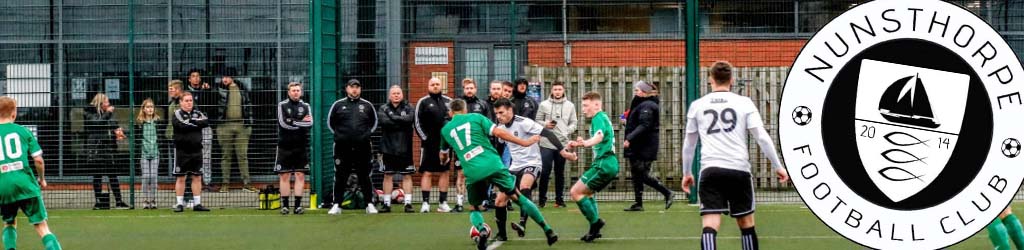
[47,209,816,219]
[509,235,843,241]
[486,241,504,250]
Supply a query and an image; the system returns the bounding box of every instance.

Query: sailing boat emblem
[854,59,970,203]
[878,74,940,128]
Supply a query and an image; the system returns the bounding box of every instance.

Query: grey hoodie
[536,95,577,150]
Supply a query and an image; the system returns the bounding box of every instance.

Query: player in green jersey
[440,99,558,250]
[0,96,63,250]
[562,91,619,243]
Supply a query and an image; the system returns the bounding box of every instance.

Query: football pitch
[4,202,1008,249]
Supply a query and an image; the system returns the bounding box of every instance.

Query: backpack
[258,185,281,210]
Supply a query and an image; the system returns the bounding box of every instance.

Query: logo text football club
[779,0,1024,249]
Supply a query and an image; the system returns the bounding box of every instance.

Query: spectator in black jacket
[415,77,453,213]
[623,80,673,212]
[487,80,504,111]
[172,92,211,212]
[185,69,215,192]
[512,78,538,120]
[378,85,415,213]
[84,93,128,210]
[327,79,378,215]
[276,82,313,215]
[215,70,255,193]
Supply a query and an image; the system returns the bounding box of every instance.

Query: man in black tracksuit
[512,78,538,120]
[415,77,453,213]
[327,79,379,214]
[276,82,313,215]
[378,85,416,213]
[623,80,673,212]
[172,92,211,212]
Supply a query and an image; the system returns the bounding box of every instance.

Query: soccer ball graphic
[792,106,813,126]
[470,223,492,243]
[1002,138,1021,158]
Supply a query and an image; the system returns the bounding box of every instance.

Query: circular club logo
[780,0,1024,249]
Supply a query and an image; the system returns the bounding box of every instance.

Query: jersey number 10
[703,108,738,135]
[0,133,23,161]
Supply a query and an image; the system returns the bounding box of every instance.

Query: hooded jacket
[512,89,538,120]
[536,95,577,150]
[624,95,660,161]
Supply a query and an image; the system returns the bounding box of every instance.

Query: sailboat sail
[878,74,941,128]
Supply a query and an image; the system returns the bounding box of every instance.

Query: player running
[0,96,63,250]
[440,99,558,250]
[681,61,788,250]
[561,91,616,243]
[491,98,546,240]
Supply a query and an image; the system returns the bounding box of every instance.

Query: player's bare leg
[437,171,452,212]
[190,175,209,211]
[420,172,433,213]
[173,176,187,212]
[401,174,414,212]
[456,170,466,212]
[278,173,292,215]
[381,174,394,213]
[571,181,604,242]
[737,214,757,250]
[701,214,722,250]
[292,172,306,214]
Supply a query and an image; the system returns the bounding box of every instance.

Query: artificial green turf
[0,202,1010,249]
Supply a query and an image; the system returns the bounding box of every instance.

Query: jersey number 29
[448,124,472,150]
[703,108,737,135]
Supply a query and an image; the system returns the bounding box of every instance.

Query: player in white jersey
[492,98,545,241]
[681,61,789,250]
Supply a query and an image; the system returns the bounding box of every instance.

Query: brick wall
[528,40,806,67]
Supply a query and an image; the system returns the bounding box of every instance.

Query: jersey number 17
[448,123,472,150]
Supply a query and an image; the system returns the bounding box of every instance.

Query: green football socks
[576,196,600,224]
[989,219,1012,250]
[470,211,487,232]
[2,226,15,250]
[1003,214,1024,250]
[515,194,551,231]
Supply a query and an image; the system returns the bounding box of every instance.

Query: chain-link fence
[0,0,309,209]
[3,0,1024,209]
